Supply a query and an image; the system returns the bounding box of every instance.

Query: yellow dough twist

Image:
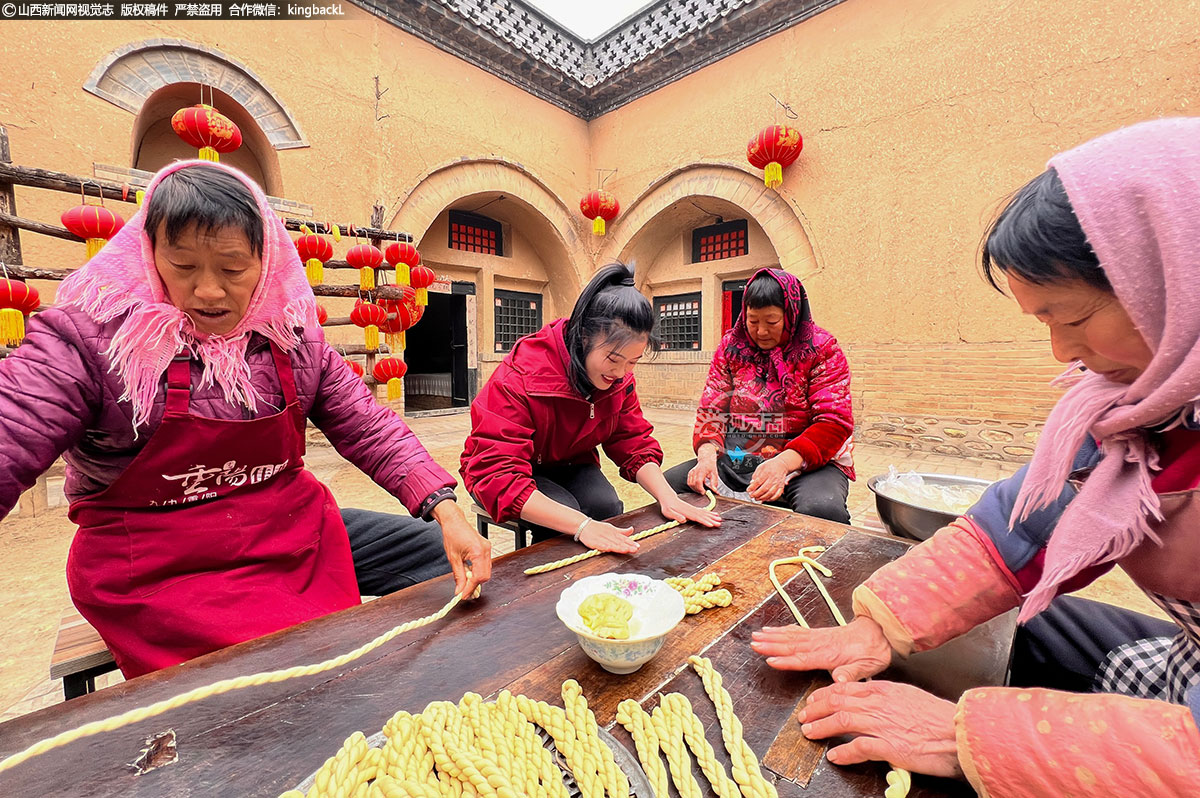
[649,704,703,798]
[683,588,732,615]
[614,699,670,798]
[660,693,739,798]
[516,695,606,798]
[422,704,516,798]
[523,493,716,575]
[679,572,722,598]
[562,679,629,798]
[369,775,441,798]
[497,690,565,798]
[0,577,478,776]
[688,656,778,798]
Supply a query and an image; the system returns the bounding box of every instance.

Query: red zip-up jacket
[460,319,664,524]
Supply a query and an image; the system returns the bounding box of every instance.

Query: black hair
[145,164,264,257]
[565,262,659,397]
[743,272,786,310]
[981,168,1109,293]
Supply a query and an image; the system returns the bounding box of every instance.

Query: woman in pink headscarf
[0,161,490,678]
[750,118,1200,796]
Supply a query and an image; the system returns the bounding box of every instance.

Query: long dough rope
[562,679,630,798]
[0,577,479,776]
[660,693,740,798]
[516,696,607,798]
[687,655,779,798]
[768,549,911,798]
[649,703,703,798]
[614,699,670,798]
[523,493,717,575]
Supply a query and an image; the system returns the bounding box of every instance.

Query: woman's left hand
[658,495,722,528]
[799,680,963,779]
[747,453,797,502]
[431,500,492,599]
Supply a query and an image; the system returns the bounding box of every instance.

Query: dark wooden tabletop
[0,497,1011,797]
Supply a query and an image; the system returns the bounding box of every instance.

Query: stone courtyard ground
[0,407,1160,722]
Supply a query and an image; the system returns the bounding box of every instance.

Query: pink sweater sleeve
[957,687,1200,797]
[851,521,1021,656]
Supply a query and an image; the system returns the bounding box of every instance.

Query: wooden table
[0,498,1013,797]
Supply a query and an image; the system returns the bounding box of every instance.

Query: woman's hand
[687,444,720,494]
[579,520,640,554]
[799,680,963,779]
[747,449,802,502]
[431,500,492,599]
[658,494,722,528]
[751,616,893,683]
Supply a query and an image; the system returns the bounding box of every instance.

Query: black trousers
[519,463,624,544]
[1010,594,1178,692]
[341,508,451,596]
[663,458,850,524]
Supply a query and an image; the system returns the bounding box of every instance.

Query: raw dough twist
[562,679,629,798]
[661,693,739,798]
[649,704,703,798]
[688,656,778,798]
[683,588,732,615]
[614,699,670,798]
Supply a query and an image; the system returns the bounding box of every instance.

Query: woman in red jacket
[461,263,721,552]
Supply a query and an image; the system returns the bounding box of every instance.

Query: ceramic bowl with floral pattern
[556,573,686,674]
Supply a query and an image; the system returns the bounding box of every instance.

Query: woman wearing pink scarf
[0,161,490,678]
[750,118,1200,796]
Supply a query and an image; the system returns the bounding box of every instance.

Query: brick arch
[601,162,822,279]
[390,158,586,304]
[84,39,307,150]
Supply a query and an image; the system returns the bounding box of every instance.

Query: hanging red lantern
[343,358,364,378]
[409,264,436,307]
[580,190,619,236]
[295,233,333,286]
[171,104,242,162]
[379,286,419,352]
[350,300,388,352]
[316,304,328,325]
[346,243,384,291]
[372,357,408,401]
[61,205,125,260]
[747,125,803,189]
[384,241,420,286]
[0,279,40,346]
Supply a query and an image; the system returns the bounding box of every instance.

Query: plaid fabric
[1097,592,1200,704]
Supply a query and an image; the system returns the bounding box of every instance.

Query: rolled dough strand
[422,706,511,798]
[371,775,442,798]
[660,693,739,798]
[495,691,545,798]
[508,697,568,798]
[516,696,606,798]
[459,694,499,769]
[0,575,480,776]
[421,703,471,797]
[680,572,722,598]
[683,588,732,615]
[614,699,670,798]
[687,656,779,798]
[523,493,716,575]
[648,703,703,798]
[309,731,369,798]
[562,679,629,798]
[664,576,693,591]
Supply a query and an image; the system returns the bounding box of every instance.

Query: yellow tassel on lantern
[416,288,428,306]
[592,217,606,235]
[135,189,145,206]
[85,238,105,259]
[199,146,219,162]
[386,331,405,352]
[387,377,402,401]
[330,223,341,243]
[306,259,324,286]
[0,308,25,346]
[300,224,313,235]
[364,325,379,351]
[360,268,375,291]
[396,264,410,285]
[763,161,784,189]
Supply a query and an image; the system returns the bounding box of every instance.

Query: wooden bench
[50,607,117,700]
[470,503,528,551]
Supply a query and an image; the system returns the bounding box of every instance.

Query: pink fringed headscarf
[55,160,317,431]
[1011,117,1200,621]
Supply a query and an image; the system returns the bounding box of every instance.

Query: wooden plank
[761,678,830,787]
[49,609,115,680]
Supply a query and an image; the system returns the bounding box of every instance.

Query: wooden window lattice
[654,292,701,351]
[692,219,748,263]
[449,210,502,255]
[494,289,542,352]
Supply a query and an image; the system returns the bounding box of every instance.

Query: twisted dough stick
[614,699,670,798]
[369,775,442,798]
[682,589,732,615]
[497,690,566,798]
[660,693,739,798]
[649,703,703,798]
[0,577,479,776]
[687,655,779,798]
[562,679,630,798]
[523,493,717,575]
[516,695,606,798]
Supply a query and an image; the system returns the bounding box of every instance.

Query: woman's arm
[0,309,100,516]
[599,378,663,482]
[784,336,853,470]
[692,344,734,453]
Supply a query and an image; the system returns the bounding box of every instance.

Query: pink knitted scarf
[55,160,317,431]
[1012,117,1200,621]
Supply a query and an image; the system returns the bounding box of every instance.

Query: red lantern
[171,104,242,162]
[409,264,436,307]
[747,125,803,189]
[61,205,125,260]
[350,300,388,351]
[296,234,333,286]
[343,358,364,378]
[379,287,420,351]
[384,242,420,286]
[346,243,384,291]
[372,357,408,401]
[316,304,328,325]
[0,279,40,345]
[580,190,619,236]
